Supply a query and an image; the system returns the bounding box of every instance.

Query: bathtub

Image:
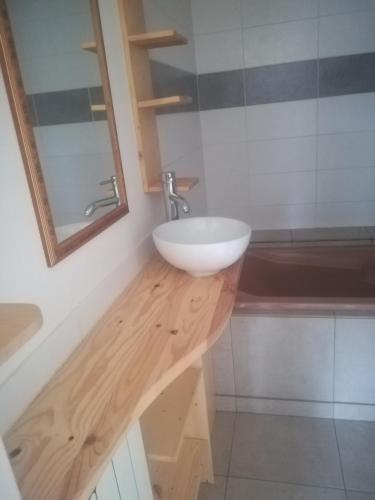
[235,245,375,315]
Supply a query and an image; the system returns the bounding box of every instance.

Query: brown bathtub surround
[292,226,370,243]
[236,246,375,316]
[250,227,375,249]
[251,229,292,244]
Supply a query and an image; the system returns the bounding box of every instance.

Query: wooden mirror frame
[0,0,128,266]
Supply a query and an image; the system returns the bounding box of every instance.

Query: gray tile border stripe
[26,52,375,123]
[198,69,245,111]
[29,86,106,127]
[198,52,375,111]
[245,60,318,106]
[319,52,375,98]
[150,59,198,114]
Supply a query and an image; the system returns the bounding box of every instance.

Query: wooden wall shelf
[118,0,199,193]
[81,41,97,53]
[148,177,199,193]
[90,104,106,112]
[138,95,192,109]
[141,367,201,462]
[128,29,187,49]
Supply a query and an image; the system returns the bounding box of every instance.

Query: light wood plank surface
[138,96,192,109]
[4,255,242,500]
[141,367,201,462]
[81,41,97,53]
[149,438,205,500]
[148,177,199,193]
[0,304,42,366]
[128,29,187,48]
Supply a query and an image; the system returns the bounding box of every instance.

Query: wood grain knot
[9,447,21,459]
[170,329,178,335]
[83,434,96,446]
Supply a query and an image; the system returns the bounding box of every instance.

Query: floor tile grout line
[224,472,347,493]
[223,412,237,500]
[333,419,348,494]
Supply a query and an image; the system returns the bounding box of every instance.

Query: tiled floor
[198,412,375,500]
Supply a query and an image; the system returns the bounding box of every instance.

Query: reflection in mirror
[0,0,128,264]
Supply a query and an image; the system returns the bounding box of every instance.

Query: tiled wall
[7,0,116,227]
[212,315,375,421]
[143,0,207,216]
[192,0,375,229]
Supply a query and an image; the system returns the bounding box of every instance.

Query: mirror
[0,0,128,266]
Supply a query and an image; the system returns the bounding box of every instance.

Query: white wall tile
[247,100,317,140]
[231,316,335,401]
[237,397,333,419]
[244,19,318,68]
[248,136,317,173]
[216,395,236,411]
[200,108,247,144]
[320,0,375,16]
[20,53,101,94]
[195,30,244,73]
[157,112,202,166]
[249,171,316,205]
[245,203,316,229]
[315,202,375,226]
[203,141,248,172]
[318,94,375,135]
[192,0,242,34]
[205,162,250,208]
[319,10,375,58]
[335,318,375,404]
[317,168,375,203]
[37,123,112,157]
[211,325,235,395]
[242,0,318,28]
[334,403,375,422]
[318,132,375,170]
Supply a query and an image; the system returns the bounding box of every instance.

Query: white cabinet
[94,420,153,500]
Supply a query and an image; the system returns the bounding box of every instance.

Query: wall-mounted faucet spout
[162,171,190,221]
[84,176,120,217]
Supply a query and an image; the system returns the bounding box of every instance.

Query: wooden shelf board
[148,177,199,193]
[138,96,192,109]
[81,41,97,53]
[149,438,205,500]
[128,29,187,48]
[0,304,43,366]
[4,256,243,500]
[141,367,201,462]
[90,104,106,112]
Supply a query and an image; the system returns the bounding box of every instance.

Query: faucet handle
[100,175,116,186]
[100,176,119,200]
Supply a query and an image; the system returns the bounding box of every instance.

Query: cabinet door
[126,421,154,500]
[95,463,121,500]
[112,439,139,500]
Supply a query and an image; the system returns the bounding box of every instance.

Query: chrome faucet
[84,175,120,217]
[162,171,190,221]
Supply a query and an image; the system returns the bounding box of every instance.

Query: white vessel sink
[153,217,251,277]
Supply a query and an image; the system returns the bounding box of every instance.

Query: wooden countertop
[0,304,43,367]
[4,255,242,500]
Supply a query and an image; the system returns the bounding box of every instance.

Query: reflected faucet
[162,171,190,221]
[84,176,120,217]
